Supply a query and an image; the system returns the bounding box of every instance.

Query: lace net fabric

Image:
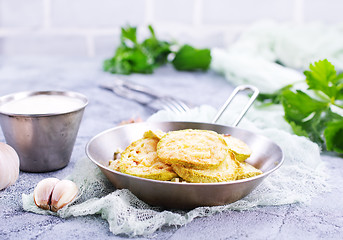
[22,104,329,237]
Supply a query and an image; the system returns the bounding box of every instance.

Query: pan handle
[211,85,259,127]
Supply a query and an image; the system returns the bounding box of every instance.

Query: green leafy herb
[103,25,171,74]
[256,84,292,104]
[172,44,211,71]
[324,119,343,153]
[103,25,212,74]
[141,25,171,66]
[257,59,343,154]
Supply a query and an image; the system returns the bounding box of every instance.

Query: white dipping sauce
[0,94,85,115]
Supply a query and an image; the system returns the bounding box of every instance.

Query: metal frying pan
[86,85,284,209]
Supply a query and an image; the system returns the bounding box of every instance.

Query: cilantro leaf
[304,59,339,99]
[336,72,343,100]
[282,90,328,122]
[104,25,212,74]
[120,26,138,45]
[104,25,170,75]
[103,47,154,74]
[257,59,343,154]
[256,84,292,104]
[281,90,330,146]
[141,25,171,66]
[325,118,343,153]
[172,44,211,71]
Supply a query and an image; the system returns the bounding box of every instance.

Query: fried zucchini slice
[223,135,252,162]
[157,129,228,170]
[119,138,177,181]
[172,152,239,183]
[143,129,166,140]
[108,148,123,171]
[109,159,120,171]
[236,162,262,180]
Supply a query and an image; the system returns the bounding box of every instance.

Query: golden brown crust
[143,129,166,140]
[223,135,252,162]
[108,128,262,183]
[236,162,263,180]
[172,152,239,183]
[157,129,228,170]
[109,159,120,171]
[118,138,177,180]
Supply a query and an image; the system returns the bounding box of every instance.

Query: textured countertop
[0,57,342,240]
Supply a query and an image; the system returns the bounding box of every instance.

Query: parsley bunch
[103,25,211,75]
[258,59,343,154]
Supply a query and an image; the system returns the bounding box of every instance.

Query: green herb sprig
[103,25,211,74]
[257,59,343,154]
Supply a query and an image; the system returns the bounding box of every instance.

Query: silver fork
[113,78,191,113]
[100,80,191,113]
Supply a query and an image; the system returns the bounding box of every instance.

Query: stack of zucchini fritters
[109,129,262,183]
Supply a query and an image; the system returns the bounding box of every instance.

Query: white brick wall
[0,0,342,57]
[154,0,195,24]
[51,0,146,28]
[303,0,343,23]
[202,0,294,24]
[1,0,44,28]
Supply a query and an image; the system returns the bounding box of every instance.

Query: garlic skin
[0,142,20,191]
[50,180,78,212]
[33,178,78,212]
[33,178,60,210]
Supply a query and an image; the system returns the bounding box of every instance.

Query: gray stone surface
[0,57,342,239]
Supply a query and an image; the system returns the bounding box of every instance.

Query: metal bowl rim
[0,90,88,117]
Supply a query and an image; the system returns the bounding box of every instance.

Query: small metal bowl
[0,91,88,172]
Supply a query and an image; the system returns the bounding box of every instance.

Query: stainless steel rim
[0,90,88,117]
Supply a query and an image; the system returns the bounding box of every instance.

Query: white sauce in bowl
[0,94,85,115]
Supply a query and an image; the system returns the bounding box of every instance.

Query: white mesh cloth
[214,21,343,72]
[210,21,343,93]
[22,104,329,237]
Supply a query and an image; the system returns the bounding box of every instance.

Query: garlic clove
[33,178,60,210]
[33,178,78,212]
[0,142,20,191]
[0,159,8,190]
[50,179,78,212]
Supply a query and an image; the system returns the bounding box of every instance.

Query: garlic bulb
[33,178,78,212]
[0,142,20,191]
